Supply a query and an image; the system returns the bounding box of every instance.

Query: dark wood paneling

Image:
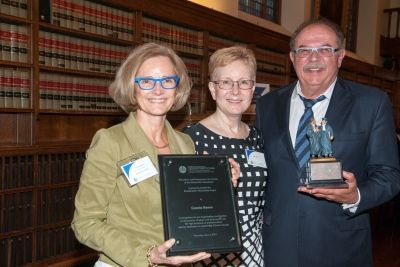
[1,1,400,266]
[0,113,32,145]
[36,115,125,143]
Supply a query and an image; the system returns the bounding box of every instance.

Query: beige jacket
[71,112,195,266]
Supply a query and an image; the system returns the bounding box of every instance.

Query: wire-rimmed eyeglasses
[292,46,341,58]
[212,79,255,90]
[134,75,180,90]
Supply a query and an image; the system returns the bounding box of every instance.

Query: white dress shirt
[289,80,335,148]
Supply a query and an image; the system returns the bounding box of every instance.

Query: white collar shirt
[289,79,336,148]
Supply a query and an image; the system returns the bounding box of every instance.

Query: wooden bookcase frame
[0,0,399,266]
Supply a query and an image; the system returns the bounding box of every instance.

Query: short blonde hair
[208,46,257,80]
[109,43,192,113]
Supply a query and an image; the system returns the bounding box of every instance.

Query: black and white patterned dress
[184,123,267,267]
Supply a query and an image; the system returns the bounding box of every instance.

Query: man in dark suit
[256,18,400,267]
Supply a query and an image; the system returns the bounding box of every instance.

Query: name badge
[245,149,267,168]
[120,156,158,186]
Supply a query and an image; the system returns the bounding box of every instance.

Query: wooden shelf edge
[39,22,135,46]
[0,60,32,68]
[38,66,116,78]
[26,249,98,267]
[38,109,125,116]
[0,143,90,153]
[0,108,33,113]
[0,13,31,24]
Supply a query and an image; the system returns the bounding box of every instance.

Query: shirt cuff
[342,188,361,213]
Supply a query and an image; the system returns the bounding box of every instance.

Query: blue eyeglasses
[134,75,180,90]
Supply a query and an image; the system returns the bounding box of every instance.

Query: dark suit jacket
[256,78,400,267]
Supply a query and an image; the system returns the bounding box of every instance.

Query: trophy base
[303,158,348,189]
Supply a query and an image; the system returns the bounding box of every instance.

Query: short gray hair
[290,17,345,51]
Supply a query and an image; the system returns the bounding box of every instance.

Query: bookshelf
[0,0,399,266]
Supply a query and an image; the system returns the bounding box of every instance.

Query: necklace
[153,142,169,149]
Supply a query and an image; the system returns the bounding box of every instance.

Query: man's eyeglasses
[134,75,180,90]
[292,46,341,58]
[212,79,255,90]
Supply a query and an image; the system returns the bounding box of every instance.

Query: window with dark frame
[239,0,281,23]
[316,0,359,52]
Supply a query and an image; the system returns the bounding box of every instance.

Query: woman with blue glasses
[71,42,240,267]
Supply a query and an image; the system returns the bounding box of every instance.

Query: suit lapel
[325,78,353,132]
[276,79,352,175]
[277,83,299,167]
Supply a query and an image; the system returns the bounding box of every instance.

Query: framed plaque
[158,155,243,256]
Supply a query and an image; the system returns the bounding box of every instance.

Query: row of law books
[0,0,28,18]
[1,191,33,233]
[0,154,33,190]
[39,72,119,112]
[36,186,77,226]
[35,225,85,261]
[0,153,82,233]
[182,57,202,85]
[0,224,83,265]
[0,152,84,190]
[1,189,75,242]
[0,22,29,63]
[208,35,242,54]
[40,0,134,41]
[188,85,202,114]
[0,233,32,266]
[142,17,203,56]
[39,31,130,74]
[181,57,202,114]
[257,61,286,74]
[0,66,30,109]
[257,71,287,89]
[37,152,84,185]
[256,47,287,70]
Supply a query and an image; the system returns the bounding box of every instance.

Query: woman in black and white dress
[184,46,267,267]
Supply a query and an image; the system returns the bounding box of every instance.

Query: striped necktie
[295,95,326,168]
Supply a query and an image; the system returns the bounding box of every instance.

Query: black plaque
[158,155,243,256]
